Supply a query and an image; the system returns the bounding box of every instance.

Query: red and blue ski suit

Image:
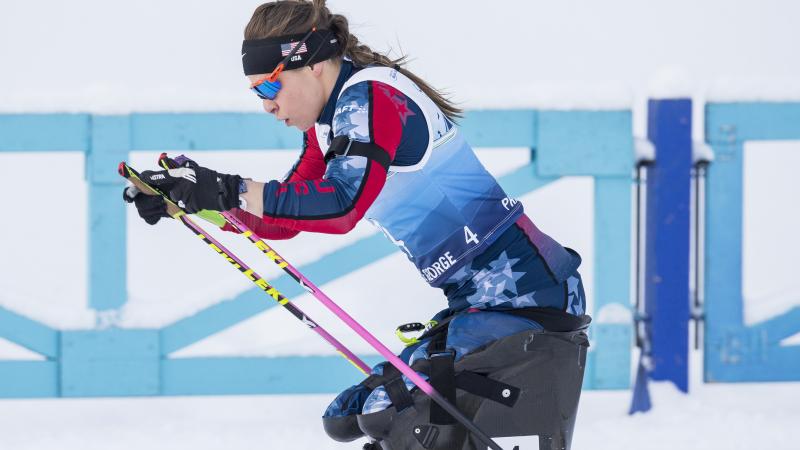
[225,61,584,315]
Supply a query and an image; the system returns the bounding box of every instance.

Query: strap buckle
[395,320,438,347]
[342,138,353,157]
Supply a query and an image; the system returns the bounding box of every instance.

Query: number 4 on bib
[464,226,479,245]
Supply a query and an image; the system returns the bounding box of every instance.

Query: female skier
[125,1,591,448]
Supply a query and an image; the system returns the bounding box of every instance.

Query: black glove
[139,156,243,214]
[122,186,170,225]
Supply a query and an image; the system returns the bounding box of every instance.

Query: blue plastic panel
[88,115,131,183]
[594,177,633,311]
[130,113,302,150]
[88,184,127,311]
[163,355,384,395]
[0,114,90,151]
[704,101,800,383]
[706,102,800,143]
[751,307,800,344]
[644,99,691,392]
[60,329,160,397]
[589,177,633,389]
[0,306,59,358]
[706,328,800,383]
[584,323,631,389]
[0,361,59,397]
[87,116,130,311]
[704,142,745,329]
[459,110,537,148]
[537,110,633,176]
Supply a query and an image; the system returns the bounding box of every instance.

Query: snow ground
[0,378,796,450]
[1,345,797,450]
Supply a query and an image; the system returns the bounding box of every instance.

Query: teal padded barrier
[0,306,59,358]
[0,114,90,152]
[586,177,633,389]
[0,361,59,398]
[163,355,385,395]
[704,102,800,382]
[458,110,537,147]
[537,110,633,176]
[60,329,160,397]
[130,113,300,150]
[88,116,130,311]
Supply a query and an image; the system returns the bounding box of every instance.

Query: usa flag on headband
[281,42,308,56]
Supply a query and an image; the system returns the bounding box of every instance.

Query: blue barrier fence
[0,109,634,397]
[703,102,800,382]
[643,99,692,393]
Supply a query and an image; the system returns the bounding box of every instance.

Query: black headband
[241,29,339,76]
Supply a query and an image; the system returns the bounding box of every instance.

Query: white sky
[2,0,799,116]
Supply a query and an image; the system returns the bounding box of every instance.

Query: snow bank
[0,375,797,450]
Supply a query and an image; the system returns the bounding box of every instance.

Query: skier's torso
[320,66,524,288]
[314,62,583,312]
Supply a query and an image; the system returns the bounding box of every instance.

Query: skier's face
[248,62,328,132]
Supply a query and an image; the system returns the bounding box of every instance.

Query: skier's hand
[139,157,243,214]
[122,185,170,225]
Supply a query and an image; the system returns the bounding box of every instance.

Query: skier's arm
[222,130,328,239]
[241,81,403,234]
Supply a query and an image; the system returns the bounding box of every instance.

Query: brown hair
[244,0,462,121]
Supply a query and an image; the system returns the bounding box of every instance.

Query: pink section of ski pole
[309,283,435,395]
[220,211,433,395]
[181,213,371,375]
[220,211,504,450]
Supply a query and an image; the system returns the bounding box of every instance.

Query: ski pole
[205,213,505,449]
[118,162,371,376]
[224,213,505,450]
[140,158,506,450]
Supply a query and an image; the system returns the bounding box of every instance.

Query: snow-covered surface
[646,66,694,100]
[0,338,43,361]
[693,140,715,163]
[742,141,800,326]
[706,77,800,103]
[595,303,632,325]
[0,152,95,329]
[0,351,797,450]
[634,137,655,162]
[782,331,800,347]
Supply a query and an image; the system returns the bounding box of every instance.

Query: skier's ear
[309,61,325,78]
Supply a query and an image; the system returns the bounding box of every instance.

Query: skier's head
[242,0,461,131]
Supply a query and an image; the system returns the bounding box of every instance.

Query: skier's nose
[262,99,278,115]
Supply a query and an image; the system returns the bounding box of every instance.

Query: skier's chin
[291,119,312,131]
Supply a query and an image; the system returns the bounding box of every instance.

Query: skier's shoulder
[332,66,428,144]
[336,64,425,110]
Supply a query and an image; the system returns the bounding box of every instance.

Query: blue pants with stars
[322,271,588,416]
